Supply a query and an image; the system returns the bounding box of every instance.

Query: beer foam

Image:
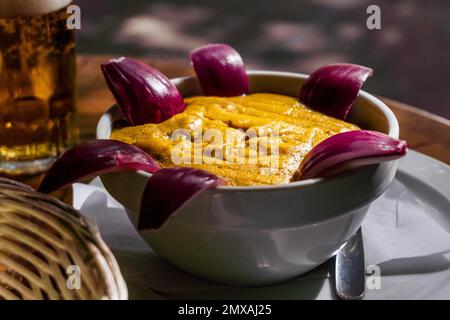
[0,0,72,18]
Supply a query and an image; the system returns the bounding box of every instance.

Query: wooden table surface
[5,54,450,196]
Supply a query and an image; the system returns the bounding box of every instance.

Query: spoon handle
[335,228,366,300]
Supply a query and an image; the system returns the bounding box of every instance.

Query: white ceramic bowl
[97,71,399,286]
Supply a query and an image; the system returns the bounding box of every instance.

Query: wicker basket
[0,178,128,300]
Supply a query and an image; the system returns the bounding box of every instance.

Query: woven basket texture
[0,178,128,300]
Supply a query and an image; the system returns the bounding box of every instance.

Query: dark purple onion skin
[101,57,185,126]
[38,140,160,194]
[296,130,408,180]
[190,44,249,97]
[138,167,225,230]
[299,64,373,120]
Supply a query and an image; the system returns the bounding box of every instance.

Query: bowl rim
[97,70,399,192]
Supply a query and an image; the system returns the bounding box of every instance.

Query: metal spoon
[335,228,366,300]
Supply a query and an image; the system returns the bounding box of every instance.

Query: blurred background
[76,0,449,119]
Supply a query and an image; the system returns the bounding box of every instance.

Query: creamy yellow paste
[111,93,359,186]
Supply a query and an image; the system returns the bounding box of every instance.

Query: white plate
[76,150,450,300]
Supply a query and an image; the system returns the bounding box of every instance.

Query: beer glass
[0,0,78,175]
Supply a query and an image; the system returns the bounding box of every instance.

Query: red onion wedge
[299,64,373,120]
[38,140,160,194]
[190,43,249,97]
[101,57,185,125]
[295,130,408,180]
[138,167,225,230]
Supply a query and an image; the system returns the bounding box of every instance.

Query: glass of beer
[0,0,78,175]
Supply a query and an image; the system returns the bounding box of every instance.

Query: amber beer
[0,0,77,174]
